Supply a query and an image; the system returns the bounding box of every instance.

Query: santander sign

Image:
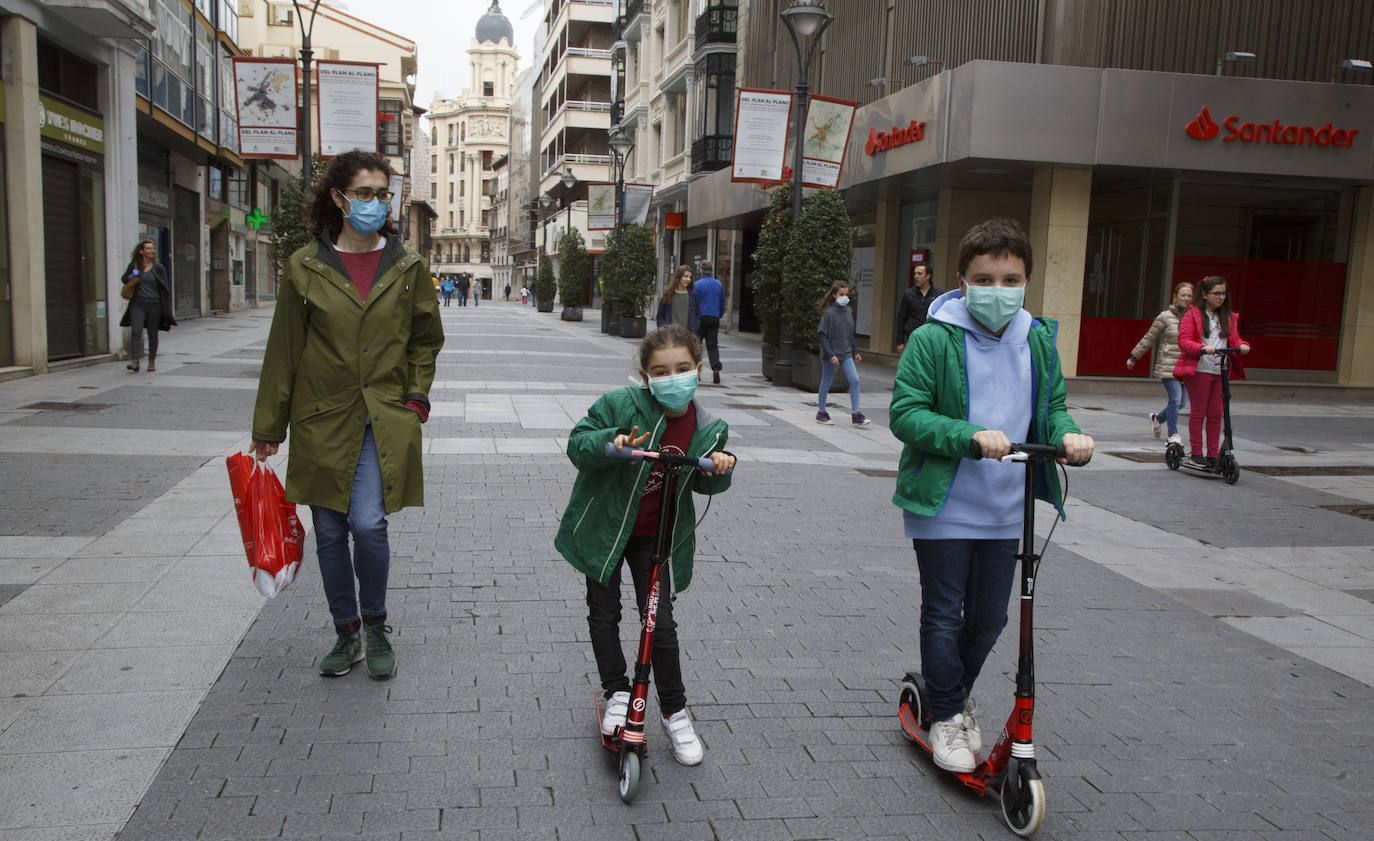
[1185,105,1359,148]
[866,120,926,155]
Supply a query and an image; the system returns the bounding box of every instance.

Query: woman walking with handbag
[119,240,175,372]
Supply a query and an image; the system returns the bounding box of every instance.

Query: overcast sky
[333,0,542,115]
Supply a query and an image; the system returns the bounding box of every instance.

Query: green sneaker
[364,623,396,679]
[319,632,363,676]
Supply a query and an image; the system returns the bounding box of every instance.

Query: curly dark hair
[306,150,398,239]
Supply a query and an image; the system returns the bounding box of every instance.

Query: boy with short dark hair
[889,217,1094,773]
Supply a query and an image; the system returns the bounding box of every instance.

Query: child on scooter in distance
[555,325,735,766]
[889,218,1094,774]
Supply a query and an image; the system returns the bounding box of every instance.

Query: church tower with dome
[426,1,520,295]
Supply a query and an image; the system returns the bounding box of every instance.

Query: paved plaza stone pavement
[1,299,1373,841]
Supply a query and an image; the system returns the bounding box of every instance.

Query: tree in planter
[535,253,557,305]
[782,188,853,356]
[750,182,795,346]
[557,227,590,309]
[270,156,325,275]
[614,224,656,320]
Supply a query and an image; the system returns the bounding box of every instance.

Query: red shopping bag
[226,452,304,598]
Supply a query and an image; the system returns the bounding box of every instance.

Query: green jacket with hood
[889,310,1081,520]
[555,386,733,592]
[252,233,444,514]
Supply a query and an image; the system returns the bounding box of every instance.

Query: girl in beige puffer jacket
[1127,282,1194,443]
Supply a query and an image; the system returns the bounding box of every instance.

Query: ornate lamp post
[774,1,833,388]
[608,127,635,329]
[291,1,324,186]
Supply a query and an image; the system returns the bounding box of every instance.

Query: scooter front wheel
[1165,443,1183,471]
[1221,453,1240,485]
[617,750,641,803]
[1000,760,1046,836]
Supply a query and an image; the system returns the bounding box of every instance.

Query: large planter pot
[761,343,778,381]
[561,306,583,321]
[537,299,554,313]
[600,306,616,334]
[619,315,647,339]
[790,349,851,394]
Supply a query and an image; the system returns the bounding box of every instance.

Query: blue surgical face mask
[337,190,389,235]
[645,369,698,412]
[962,283,1025,332]
[835,295,850,307]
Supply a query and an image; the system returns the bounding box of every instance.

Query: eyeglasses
[343,187,393,202]
[1207,290,1228,297]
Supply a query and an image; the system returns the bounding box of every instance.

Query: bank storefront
[691,61,1374,386]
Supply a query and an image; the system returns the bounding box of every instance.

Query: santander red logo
[866,120,926,155]
[1185,105,1360,148]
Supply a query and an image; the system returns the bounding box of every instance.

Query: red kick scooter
[599,441,732,802]
[898,441,1081,836]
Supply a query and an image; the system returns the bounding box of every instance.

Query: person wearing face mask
[555,325,735,767]
[815,280,870,426]
[249,150,445,681]
[889,218,1094,775]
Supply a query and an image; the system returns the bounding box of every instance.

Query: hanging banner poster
[801,93,858,189]
[586,183,616,230]
[387,173,405,222]
[232,57,299,160]
[622,184,654,226]
[731,88,792,183]
[316,60,379,157]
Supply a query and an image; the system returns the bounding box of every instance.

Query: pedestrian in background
[655,265,699,333]
[472,280,480,307]
[441,277,455,307]
[521,284,529,305]
[504,282,512,301]
[119,239,176,373]
[249,150,444,681]
[815,280,870,426]
[458,275,470,307]
[1127,281,1193,446]
[693,261,725,384]
[896,263,941,352]
[555,324,735,767]
[1174,275,1251,467]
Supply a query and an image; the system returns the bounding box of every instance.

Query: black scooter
[1165,347,1241,485]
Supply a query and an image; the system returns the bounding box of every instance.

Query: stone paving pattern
[2,301,1372,841]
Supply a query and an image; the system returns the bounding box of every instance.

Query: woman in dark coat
[119,240,176,372]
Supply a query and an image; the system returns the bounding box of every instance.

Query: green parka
[889,315,1081,520]
[554,386,733,592]
[252,234,444,514]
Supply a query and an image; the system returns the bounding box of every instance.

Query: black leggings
[128,301,161,361]
[585,535,685,716]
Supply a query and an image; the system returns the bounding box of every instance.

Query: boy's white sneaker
[660,709,705,765]
[962,697,982,753]
[600,691,629,736]
[929,714,976,773]
[1167,433,1182,445]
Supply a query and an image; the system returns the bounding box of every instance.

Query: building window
[449,183,454,202]
[268,3,293,26]
[696,53,736,139]
[448,211,453,227]
[460,210,465,228]
[448,124,455,146]
[483,80,494,97]
[431,155,437,173]
[378,99,403,156]
[482,151,493,170]
[37,40,100,111]
[460,180,465,197]
[431,182,437,199]
[461,122,466,141]
[449,154,455,174]
[227,166,249,210]
[481,241,491,263]
[431,127,438,145]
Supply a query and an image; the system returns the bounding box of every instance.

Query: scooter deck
[898,702,994,795]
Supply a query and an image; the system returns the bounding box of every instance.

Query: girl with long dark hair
[119,239,175,372]
[816,280,869,426]
[1173,275,1251,466]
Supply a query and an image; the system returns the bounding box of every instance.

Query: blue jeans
[311,427,390,633]
[819,356,860,414]
[913,538,1019,722]
[1158,377,1188,437]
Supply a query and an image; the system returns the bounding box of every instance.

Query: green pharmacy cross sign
[246,208,269,230]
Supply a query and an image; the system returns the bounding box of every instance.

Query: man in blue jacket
[693,262,725,384]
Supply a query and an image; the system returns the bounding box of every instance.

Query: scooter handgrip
[698,456,734,475]
[603,441,643,461]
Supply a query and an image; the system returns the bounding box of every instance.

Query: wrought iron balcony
[626,0,645,25]
[696,4,738,51]
[691,135,733,173]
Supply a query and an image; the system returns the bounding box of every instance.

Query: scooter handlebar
[967,439,1069,461]
[603,441,733,475]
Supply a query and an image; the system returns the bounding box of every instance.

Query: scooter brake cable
[1034,462,1071,576]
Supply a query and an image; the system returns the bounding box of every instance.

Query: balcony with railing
[695,4,738,52]
[691,135,732,173]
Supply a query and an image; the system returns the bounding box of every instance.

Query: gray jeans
[128,300,161,360]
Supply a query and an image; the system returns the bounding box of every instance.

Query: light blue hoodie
[904,290,1034,540]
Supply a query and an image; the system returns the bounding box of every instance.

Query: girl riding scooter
[1173,276,1251,468]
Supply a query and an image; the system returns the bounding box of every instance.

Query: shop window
[37,39,100,111]
[378,100,403,157]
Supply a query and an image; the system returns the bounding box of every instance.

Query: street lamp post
[776,1,833,388]
[292,0,324,186]
[608,128,634,329]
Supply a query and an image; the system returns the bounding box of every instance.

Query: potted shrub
[535,253,556,313]
[615,224,655,339]
[558,227,589,321]
[782,188,854,392]
[751,183,793,380]
[599,234,620,334]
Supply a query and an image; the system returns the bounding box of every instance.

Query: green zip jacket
[555,386,733,592]
[889,316,1081,519]
[252,234,444,514]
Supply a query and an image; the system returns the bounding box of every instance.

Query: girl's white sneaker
[601,691,630,736]
[660,709,704,765]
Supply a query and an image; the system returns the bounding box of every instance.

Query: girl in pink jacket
[1173,276,1251,467]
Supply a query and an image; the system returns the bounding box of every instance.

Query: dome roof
[475,1,514,45]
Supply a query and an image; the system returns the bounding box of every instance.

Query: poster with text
[316,61,379,157]
[586,183,616,230]
[388,174,405,221]
[623,184,654,226]
[232,57,299,159]
[731,88,792,183]
[802,94,858,189]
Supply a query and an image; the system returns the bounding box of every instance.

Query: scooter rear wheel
[1165,443,1183,471]
[1000,760,1046,836]
[1221,453,1240,485]
[899,674,930,736]
[617,750,640,803]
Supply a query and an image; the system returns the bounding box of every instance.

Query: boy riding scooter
[889,218,1094,774]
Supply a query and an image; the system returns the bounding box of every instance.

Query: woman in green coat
[250,151,444,680]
